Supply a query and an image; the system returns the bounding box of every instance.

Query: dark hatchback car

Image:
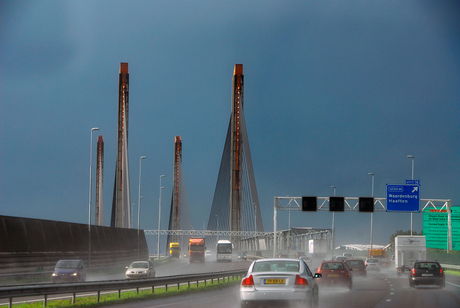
[409,260,446,288]
[52,259,86,283]
[345,259,367,277]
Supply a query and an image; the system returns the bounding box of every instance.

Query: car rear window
[415,262,439,269]
[347,260,364,267]
[253,261,299,272]
[320,262,344,270]
[367,258,379,263]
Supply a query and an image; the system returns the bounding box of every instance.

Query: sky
[1,0,459,250]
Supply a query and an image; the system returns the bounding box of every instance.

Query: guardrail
[442,264,460,271]
[0,269,247,308]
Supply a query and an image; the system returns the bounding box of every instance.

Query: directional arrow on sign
[412,187,418,193]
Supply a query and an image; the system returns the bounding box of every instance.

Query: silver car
[240,258,321,307]
[365,258,381,272]
[125,261,155,279]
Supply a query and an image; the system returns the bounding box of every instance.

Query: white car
[240,258,322,307]
[365,258,381,272]
[125,261,155,279]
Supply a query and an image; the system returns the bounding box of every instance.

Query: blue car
[52,260,86,283]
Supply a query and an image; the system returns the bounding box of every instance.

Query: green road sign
[423,206,460,251]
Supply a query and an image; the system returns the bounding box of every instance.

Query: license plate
[265,279,285,284]
[328,274,339,277]
[422,274,433,276]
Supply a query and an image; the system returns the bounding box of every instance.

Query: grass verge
[9,277,241,308]
[446,269,460,277]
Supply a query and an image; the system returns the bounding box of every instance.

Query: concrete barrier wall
[0,215,148,274]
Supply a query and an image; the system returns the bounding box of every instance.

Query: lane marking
[446,281,460,288]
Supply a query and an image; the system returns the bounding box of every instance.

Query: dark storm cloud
[1,1,459,248]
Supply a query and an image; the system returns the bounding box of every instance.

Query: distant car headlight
[72,272,78,276]
[52,273,57,277]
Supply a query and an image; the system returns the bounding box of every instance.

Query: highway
[0,254,251,306]
[105,267,460,308]
[2,256,460,307]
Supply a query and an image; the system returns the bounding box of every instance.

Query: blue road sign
[386,184,420,212]
[406,179,420,185]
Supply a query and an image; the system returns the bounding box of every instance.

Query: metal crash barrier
[0,269,247,308]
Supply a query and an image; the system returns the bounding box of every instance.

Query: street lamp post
[288,198,291,251]
[216,215,219,242]
[254,203,258,251]
[88,127,99,268]
[331,186,336,259]
[368,173,374,252]
[137,156,146,260]
[157,175,165,259]
[407,155,415,236]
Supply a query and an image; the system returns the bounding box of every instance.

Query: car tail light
[295,275,308,287]
[411,268,415,276]
[241,275,254,287]
[440,268,444,276]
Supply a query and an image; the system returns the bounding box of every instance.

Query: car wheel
[348,280,352,291]
[307,287,319,308]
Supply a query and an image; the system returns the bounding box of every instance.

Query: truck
[395,235,426,275]
[308,239,328,258]
[216,240,233,262]
[188,238,205,263]
[169,242,180,258]
[368,249,391,267]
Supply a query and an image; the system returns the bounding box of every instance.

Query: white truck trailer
[395,235,426,276]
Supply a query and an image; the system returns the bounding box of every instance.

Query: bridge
[0,62,454,277]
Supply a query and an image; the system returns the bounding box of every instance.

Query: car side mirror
[349,268,353,271]
[314,273,322,278]
[443,268,447,271]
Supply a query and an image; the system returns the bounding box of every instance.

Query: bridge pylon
[166,136,192,256]
[208,64,263,251]
[110,63,131,228]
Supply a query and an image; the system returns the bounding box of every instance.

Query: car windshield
[217,244,232,253]
[321,262,344,270]
[253,261,299,272]
[129,262,148,269]
[55,260,80,269]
